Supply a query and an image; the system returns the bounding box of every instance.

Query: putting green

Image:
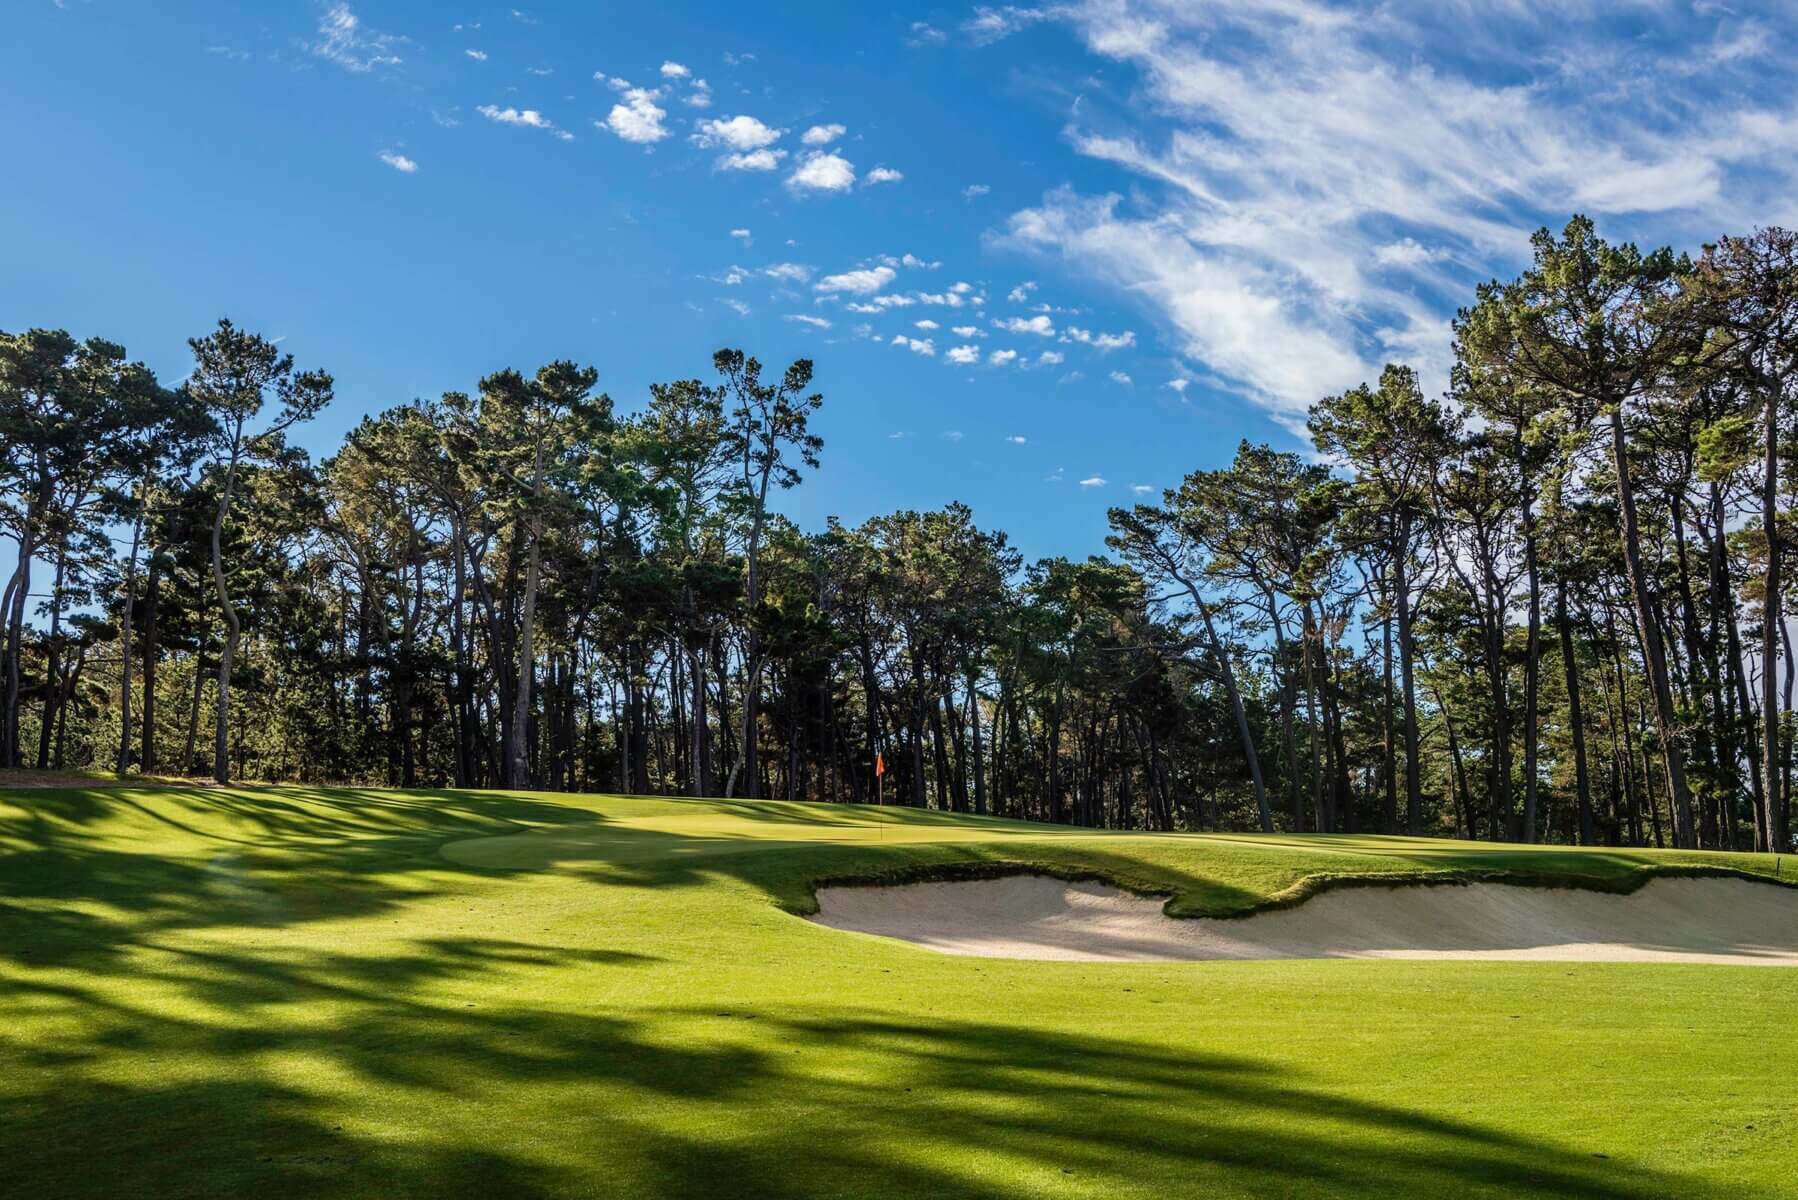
[3,784,1795,1198]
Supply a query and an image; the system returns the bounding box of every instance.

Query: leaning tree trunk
[1188,584,1271,833]
[1607,404,1696,848]
[1763,382,1783,852]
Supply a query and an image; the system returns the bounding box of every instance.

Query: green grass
[3,782,1795,1198]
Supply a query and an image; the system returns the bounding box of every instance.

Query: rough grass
[3,781,1795,1198]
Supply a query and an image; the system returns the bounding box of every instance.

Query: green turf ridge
[798,855,1798,921]
[4,780,1797,1199]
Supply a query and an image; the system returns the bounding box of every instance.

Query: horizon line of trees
[3,216,1794,852]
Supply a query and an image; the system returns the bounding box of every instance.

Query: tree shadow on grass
[0,786,1767,1198]
[0,784,613,970]
[2,975,1737,1199]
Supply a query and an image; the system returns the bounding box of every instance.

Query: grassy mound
[3,783,1795,1198]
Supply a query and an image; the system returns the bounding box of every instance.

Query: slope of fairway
[812,873,1798,963]
[4,783,1797,1199]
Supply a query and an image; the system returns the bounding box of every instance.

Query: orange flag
[874,752,885,778]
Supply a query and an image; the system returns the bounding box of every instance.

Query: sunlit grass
[3,782,1794,1198]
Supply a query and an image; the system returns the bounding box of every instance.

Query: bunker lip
[808,873,1798,964]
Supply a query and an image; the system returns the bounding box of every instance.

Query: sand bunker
[810,874,1798,965]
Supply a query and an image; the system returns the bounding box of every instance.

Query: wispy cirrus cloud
[993,0,1798,424]
[311,3,404,73]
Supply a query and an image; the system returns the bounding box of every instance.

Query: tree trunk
[1763,382,1782,853]
[1192,590,1272,832]
[210,456,242,786]
[1557,577,1594,845]
[117,476,148,775]
[1520,484,1543,842]
[36,542,69,770]
[1393,525,1424,835]
[1607,406,1696,847]
[141,553,160,774]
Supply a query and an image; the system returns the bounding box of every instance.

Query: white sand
[810,874,1798,965]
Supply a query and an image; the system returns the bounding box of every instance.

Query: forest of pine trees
[3,218,1795,853]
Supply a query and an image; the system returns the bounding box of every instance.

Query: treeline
[2,218,1794,852]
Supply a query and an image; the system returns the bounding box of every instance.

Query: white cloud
[1006,435,1028,444]
[378,150,418,173]
[1109,370,1133,386]
[692,114,783,150]
[951,325,985,338]
[995,2,1798,421]
[943,430,965,441]
[1007,281,1037,303]
[1039,350,1064,364]
[815,266,896,295]
[947,345,981,364]
[910,21,949,45]
[1372,237,1447,268]
[994,314,1055,336]
[788,151,856,193]
[465,48,488,61]
[764,262,813,282]
[864,166,904,185]
[892,335,936,355]
[786,314,832,329]
[719,148,787,171]
[730,228,752,242]
[962,183,991,199]
[1166,378,1190,393]
[1132,484,1155,494]
[966,6,1053,44]
[1063,325,1136,351]
[603,88,669,143]
[990,349,1019,365]
[661,60,690,78]
[721,298,750,316]
[684,80,713,109]
[1079,475,1107,488]
[478,105,568,139]
[801,123,846,145]
[312,4,403,73]
[914,319,940,330]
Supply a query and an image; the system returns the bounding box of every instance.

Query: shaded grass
[2,783,1795,1198]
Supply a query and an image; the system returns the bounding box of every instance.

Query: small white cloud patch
[816,266,896,295]
[789,152,855,193]
[603,88,669,143]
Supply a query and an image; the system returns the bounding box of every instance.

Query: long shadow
[0,784,1777,1197]
[1,975,1738,1198]
[0,784,609,971]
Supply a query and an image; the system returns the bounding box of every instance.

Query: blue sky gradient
[5,1,1794,562]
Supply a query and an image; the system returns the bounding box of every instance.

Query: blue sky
[5,1,1795,564]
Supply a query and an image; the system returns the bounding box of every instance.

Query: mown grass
[3,781,1794,1198]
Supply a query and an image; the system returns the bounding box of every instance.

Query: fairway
[4,784,1796,1199]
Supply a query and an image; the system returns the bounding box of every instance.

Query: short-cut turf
[3,784,1795,1199]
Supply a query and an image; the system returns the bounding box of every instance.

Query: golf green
[3,784,1794,1198]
